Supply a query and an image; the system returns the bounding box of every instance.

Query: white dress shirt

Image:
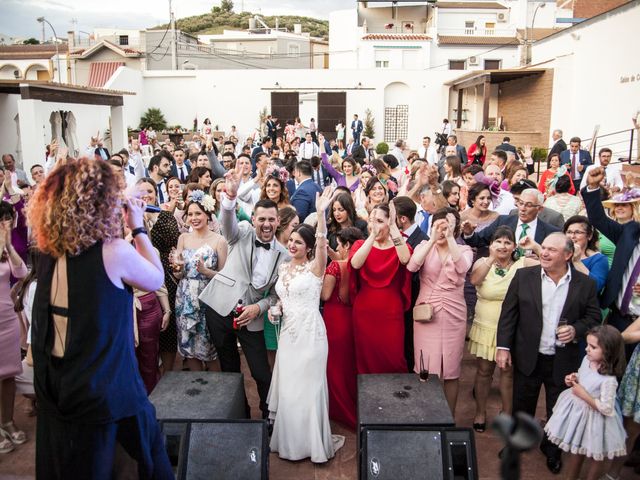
[492,190,516,215]
[539,267,572,355]
[515,217,538,243]
[221,194,275,289]
[580,163,623,191]
[175,164,189,182]
[300,141,319,160]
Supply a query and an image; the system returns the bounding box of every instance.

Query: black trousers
[512,353,566,458]
[205,306,272,418]
[403,310,415,373]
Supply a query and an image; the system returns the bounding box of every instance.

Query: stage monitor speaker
[358,373,455,428]
[150,371,246,422]
[161,420,269,480]
[360,427,478,480]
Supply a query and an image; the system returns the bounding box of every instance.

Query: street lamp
[526,2,547,64]
[37,16,61,82]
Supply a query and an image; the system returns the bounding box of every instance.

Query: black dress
[31,242,173,479]
[150,211,181,354]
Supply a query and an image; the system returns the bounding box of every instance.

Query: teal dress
[619,343,640,423]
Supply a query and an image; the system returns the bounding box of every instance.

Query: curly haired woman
[27,156,172,479]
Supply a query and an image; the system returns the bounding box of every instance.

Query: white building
[330,0,566,71]
[198,27,329,70]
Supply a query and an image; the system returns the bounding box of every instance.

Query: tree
[139,108,168,131]
[23,38,40,45]
[363,108,375,140]
[220,0,234,12]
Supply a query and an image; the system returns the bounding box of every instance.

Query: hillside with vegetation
[152,0,329,39]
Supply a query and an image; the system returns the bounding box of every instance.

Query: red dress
[323,261,357,430]
[349,241,412,375]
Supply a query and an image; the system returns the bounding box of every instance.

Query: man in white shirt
[580,147,623,193]
[299,132,319,160]
[495,232,600,474]
[389,139,407,169]
[417,136,438,166]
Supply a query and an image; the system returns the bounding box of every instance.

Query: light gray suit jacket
[198,200,289,331]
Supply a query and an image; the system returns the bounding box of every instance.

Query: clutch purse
[413,303,433,323]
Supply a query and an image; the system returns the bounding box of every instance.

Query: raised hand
[523,145,532,158]
[224,169,242,199]
[388,200,398,228]
[586,166,605,189]
[316,186,333,213]
[460,220,476,236]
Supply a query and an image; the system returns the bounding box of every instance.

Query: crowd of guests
[0,117,640,478]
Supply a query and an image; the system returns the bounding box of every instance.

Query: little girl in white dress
[544,325,627,480]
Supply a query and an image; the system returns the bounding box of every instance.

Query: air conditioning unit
[469,56,478,66]
[497,12,509,23]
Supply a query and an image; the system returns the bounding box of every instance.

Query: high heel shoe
[0,422,27,446]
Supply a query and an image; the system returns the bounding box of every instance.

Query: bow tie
[255,240,271,250]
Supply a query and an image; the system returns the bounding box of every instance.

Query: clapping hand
[316,186,333,213]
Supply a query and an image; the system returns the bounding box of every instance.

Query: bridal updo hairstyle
[291,223,316,259]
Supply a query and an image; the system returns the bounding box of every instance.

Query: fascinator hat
[602,188,640,208]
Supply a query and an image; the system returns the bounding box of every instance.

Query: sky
[0,0,347,39]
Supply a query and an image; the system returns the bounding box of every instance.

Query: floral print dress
[175,245,217,361]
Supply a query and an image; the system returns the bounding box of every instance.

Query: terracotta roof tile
[87,61,125,88]
[437,35,519,45]
[362,34,432,41]
[0,44,68,60]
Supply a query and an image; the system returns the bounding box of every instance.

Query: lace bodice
[275,261,324,343]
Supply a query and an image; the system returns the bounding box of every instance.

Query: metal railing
[437,27,517,37]
[591,128,638,164]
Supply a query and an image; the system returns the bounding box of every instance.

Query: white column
[17,98,45,175]
[110,105,127,153]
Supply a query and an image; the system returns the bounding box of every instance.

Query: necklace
[494,260,514,277]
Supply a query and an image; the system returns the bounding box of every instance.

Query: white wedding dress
[267,262,345,463]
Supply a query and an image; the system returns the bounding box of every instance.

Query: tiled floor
[1,349,637,479]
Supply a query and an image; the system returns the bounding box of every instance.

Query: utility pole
[169,0,178,70]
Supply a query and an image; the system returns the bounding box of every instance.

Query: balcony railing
[437,27,517,37]
[363,22,430,35]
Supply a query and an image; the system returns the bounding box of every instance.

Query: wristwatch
[131,227,148,238]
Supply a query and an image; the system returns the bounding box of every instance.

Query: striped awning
[87,61,124,88]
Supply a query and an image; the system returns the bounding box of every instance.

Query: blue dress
[582,253,609,292]
[175,245,217,361]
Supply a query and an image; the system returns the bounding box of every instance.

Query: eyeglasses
[566,230,587,236]
[515,200,540,209]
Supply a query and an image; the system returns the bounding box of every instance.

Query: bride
[267,187,345,463]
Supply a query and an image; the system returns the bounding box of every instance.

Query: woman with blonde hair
[27,156,172,478]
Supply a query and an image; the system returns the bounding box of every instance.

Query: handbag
[413,254,448,323]
[413,303,433,323]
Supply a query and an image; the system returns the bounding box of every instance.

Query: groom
[200,169,289,418]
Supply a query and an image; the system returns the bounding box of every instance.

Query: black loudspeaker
[361,427,477,480]
[358,373,455,428]
[150,371,246,421]
[358,374,477,479]
[161,420,269,480]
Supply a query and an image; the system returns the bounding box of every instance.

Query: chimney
[293,23,302,34]
[67,30,76,48]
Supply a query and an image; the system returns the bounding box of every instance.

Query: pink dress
[0,259,28,379]
[407,244,473,380]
